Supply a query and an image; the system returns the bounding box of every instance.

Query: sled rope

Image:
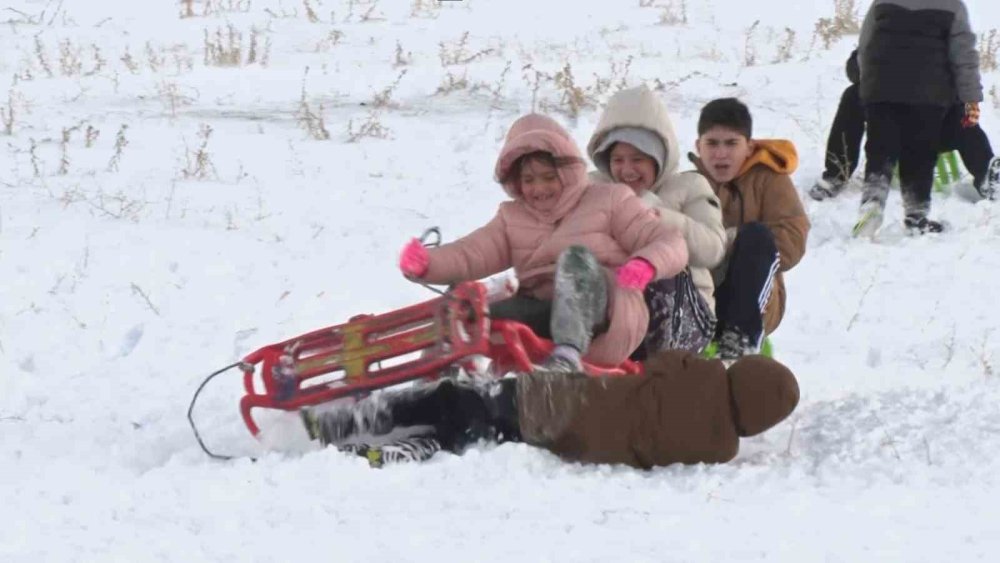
[416,226,450,297]
[187,361,253,461]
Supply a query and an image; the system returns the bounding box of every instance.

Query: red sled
[220,280,640,440]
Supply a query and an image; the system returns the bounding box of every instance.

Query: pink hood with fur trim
[494,113,589,223]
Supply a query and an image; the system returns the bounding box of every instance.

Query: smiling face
[608,142,658,194]
[696,126,755,184]
[518,156,564,213]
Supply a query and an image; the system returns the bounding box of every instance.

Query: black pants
[714,223,779,347]
[864,103,947,217]
[490,295,552,339]
[940,104,995,189]
[823,87,994,189]
[387,378,520,450]
[331,379,520,465]
[822,84,866,183]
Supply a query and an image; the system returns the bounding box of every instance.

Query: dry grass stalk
[980,29,998,72]
[146,41,164,72]
[371,70,407,108]
[296,68,331,140]
[59,39,82,76]
[58,126,73,175]
[773,27,797,63]
[592,56,633,96]
[471,61,511,108]
[743,20,760,67]
[304,0,320,22]
[813,0,860,50]
[34,37,54,78]
[107,124,128,173]
[658,0,688,26]
[394,41,412,67]
[85,45,107,76]
[359,1,382,22]
[439,32,495,66]
[434,70,468,95]
[314,30,345,52]
[29,138,42,177]
[410,0,441,18]
[85,125,99,148]
[346,110,390,142]
[202,0,251,16]
[203,25,242,67]
[159,81,196,118]
[120,46,140,74]
[182,124,218,180]
[2,89,15,136]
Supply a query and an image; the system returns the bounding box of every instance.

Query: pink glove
[616,258,655,291]
[399,238,430,278]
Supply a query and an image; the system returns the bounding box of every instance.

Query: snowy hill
[1,0,999,560]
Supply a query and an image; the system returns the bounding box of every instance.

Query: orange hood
[736,139,798,177]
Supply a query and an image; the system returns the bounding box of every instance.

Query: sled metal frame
[237,281,640,436]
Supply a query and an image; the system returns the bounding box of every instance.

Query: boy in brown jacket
[300,350,800,469]
[689,98,810,361]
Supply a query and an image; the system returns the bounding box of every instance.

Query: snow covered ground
[2,0,999,560]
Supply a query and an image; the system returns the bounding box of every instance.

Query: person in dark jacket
[853,0,985,236]
[298,350,800,469]
[810,50,998,203]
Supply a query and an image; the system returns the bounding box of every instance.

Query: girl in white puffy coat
[587,85,726,357]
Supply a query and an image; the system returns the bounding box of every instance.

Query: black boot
[904,214,945,234]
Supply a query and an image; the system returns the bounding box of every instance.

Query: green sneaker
[852,200,884,238]
[701,340,719,359]
[702,337,773,359]
[760,337,774,358]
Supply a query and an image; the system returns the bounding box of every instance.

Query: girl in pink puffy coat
[399,114,688,369]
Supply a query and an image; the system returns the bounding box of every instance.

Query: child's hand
[962,102,980,128]
[616,258,655,291]
[399,238,430,278]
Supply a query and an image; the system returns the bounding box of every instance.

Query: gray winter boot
[535,344,583,373]
[549,245,609,355]
[808,177,847,201]
[980,156,1000,201]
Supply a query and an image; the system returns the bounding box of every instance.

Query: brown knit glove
[962,102,981,128]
